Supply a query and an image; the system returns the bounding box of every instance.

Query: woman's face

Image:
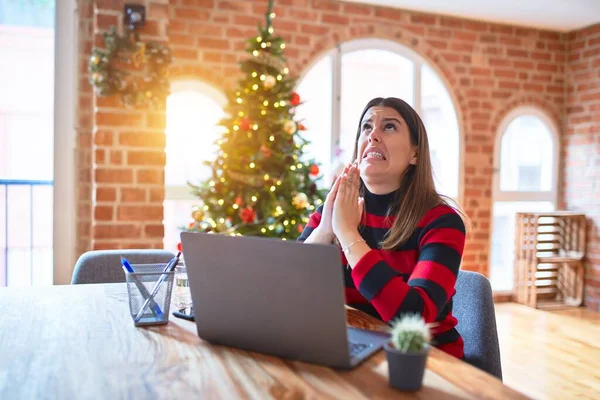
[357,106,417,189]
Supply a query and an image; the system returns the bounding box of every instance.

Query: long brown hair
[352,97,468,250]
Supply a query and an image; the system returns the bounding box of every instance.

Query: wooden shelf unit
[513,212,586,310]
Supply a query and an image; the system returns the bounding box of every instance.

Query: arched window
[490,107,559,291]
[163,81,226,251]
[295,39,461,199]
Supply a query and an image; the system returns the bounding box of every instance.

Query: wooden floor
[495,303,600,400]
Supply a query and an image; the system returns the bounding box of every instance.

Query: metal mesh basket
[124,263,175,326]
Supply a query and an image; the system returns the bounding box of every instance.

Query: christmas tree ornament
[283,120,296,135]
[263,75,276,89]
[191,206,205,222]
[292,193,309,210]
[297,123,306,131]
[260,145,272,158]
[309,164,320,176]
[240,206,256,224]
[240,118,251,131]
[290,92,301,106]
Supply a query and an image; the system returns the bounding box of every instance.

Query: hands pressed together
[315,160,364,244]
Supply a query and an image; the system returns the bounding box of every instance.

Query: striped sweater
[297,189,465,359]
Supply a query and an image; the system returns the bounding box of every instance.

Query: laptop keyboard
[348,341,371,357]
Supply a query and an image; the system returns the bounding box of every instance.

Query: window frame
[297,38,464,203]
[492,106,560,204]
[164,80,228,201]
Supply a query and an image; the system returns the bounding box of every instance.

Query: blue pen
[134,252,181,323]
[122,258,163,317]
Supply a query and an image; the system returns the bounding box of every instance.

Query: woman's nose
[368,129,381,143]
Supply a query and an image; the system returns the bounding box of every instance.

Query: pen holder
[124,264,175,326]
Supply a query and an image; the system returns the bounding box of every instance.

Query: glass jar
[173,262,193,310]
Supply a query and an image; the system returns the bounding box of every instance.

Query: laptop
[180,231,389,369]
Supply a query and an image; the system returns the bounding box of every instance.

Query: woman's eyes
[362,123,397,132]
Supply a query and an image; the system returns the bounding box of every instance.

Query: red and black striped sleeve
[296,204,323,242]
[350,205,465,323]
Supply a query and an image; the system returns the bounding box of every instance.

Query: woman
[298,97,467,359]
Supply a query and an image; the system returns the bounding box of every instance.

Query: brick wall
[78,0,585,280]
[88,0,169,250]
[564,24,600,311]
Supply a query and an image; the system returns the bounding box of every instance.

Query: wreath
[88,26,172,109]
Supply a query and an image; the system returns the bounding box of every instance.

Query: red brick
[145,224,165,237]
[121,188,147,202]
[96,112,144,127]
[495,69,517,78]
[127,150,166,166]
[322,13,349,25]
[300,24,329,35]
[411,14,436,25]
[149,188,165,202]
[343,3,372,15]
[470,67,492,77]
[170,33,195,47]
[119,133,166,148]
[375,8,403,20]
[117,205,164,221]
[439,17,462,28]
[506,48,528,58]
[149,4,169,19]
[95,169,134,184]
[136,169,164,185]
[498,81,520,89]
[95,149,106,164]
[96,188,116,202]
[288,8,318,20]
[94,131,114,146]
[538,63,559,72]
[94,224,142,239]
[173,48,199,60]
[174,8,210,20]
[96,13,118,29]
[514,61,534,69]
[426,39,447,50]
[94,205,114,221]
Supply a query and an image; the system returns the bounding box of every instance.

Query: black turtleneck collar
[363,186,401,216]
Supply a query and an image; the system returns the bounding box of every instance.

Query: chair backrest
[71,249,175,284]
[453,270,503,380]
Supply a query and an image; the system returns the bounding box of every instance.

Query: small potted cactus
[384,313,432,391]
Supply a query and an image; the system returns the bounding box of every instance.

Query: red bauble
[309,164,320,176]
[297,224,304,233]
[240,206,256,223]
[239,118,251,131]
[290,92,301,106]
[235,196,243,206]
[260,145,272,158]
[297,123,306,131]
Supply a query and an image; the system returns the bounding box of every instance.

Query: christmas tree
[185,0,326,240]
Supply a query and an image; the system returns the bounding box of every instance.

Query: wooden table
[0,284,528,399]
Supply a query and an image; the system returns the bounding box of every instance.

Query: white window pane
[340,50,414,165]
[500,116,554,192]
[165,91,226,187]
[163,199,200,252]
[421,65,459,199]
[295,56,333,187]
[490,201,554,291]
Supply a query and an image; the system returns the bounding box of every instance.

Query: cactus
[389,313,432,353]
